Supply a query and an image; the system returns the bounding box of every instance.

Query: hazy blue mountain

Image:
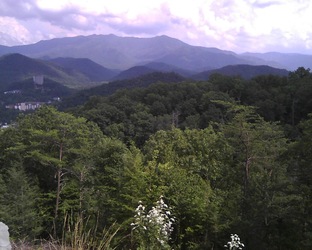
[113,62,196,80]
[47,57,118,81]
[112,66,156,81]
[0,34,278,71]
[0,34,310,73]
[144,62,196,77]
[0,34,187,69]
[193,64,290,80]
[241,52,312,70]
[153,45,255,71]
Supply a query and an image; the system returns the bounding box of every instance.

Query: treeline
[73,67,312,146]
[0,68,312,249]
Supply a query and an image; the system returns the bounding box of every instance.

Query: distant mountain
[0,34,187,69]
[0,34,290,71]
[241,52,312,70]
[193,64,290,80]
[0,53,59,89]
[0,53,110,90]
[144,62,196,77]
[2,77,73,103]
[113,62,195,81]
[112,66,156,81]
[153,45,254,71]
[47,57,118,81]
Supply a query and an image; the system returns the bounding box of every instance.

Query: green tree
[0,165,42,239]
[221,104,295,249]
[287,114,312,249]
[15,106,104,237]
[287,67,312,126]
[143,128,235,249]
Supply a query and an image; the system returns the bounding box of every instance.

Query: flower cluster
[131,201,147,231]
[148,196,175,245]
[131,196,175,249]
[224,234,245,250]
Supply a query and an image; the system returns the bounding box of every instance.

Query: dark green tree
[14,106,104,237]
[0,165,42,239]
[221,104,296,249]
[287,114,312,249]
[287,67,312,126]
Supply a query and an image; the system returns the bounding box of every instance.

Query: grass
[11,213,120,250]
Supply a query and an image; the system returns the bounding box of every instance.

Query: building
[3,90,21,94]
[6,102,45,111]
[33,75,44,85]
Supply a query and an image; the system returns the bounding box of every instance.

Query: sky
[1,0,312,54]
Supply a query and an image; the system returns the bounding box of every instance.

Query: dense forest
[1,67,312,249]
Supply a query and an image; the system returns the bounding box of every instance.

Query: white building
[6,102,44,111]
[33,75,44,85]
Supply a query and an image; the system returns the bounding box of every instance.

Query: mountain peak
[0,34,311,70]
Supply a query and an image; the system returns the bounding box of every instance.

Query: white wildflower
[131,196,175,248]
[224,234,245,250]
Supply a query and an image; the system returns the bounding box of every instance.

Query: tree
[287,114,312,249]
[0,165,42,239]
[287,67,312,126]
[143,128,235,248]
[221,104,295,249]
[15,106,104,237]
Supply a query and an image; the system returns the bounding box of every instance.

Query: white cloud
[0,16,31,45]
[36,0,71,11]
[0,0,312,53]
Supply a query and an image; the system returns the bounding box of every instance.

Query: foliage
[220,104,297,249]
[1,67,312,249]
[286,114,312,248]
[0,166,42,239]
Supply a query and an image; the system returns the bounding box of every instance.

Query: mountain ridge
[47,57,118,81]
[0,53,109,90]
[193,64,290,80]
[1,34,309,71]
[0,53,291,93]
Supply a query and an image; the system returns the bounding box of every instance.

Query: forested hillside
[0,53,98,90]
[0,67,312,249]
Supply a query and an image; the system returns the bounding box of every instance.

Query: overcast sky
[1,0,312,54]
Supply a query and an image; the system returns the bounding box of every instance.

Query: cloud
[0,0,312,53]
[0,16,31,45]
[251,0,283,8]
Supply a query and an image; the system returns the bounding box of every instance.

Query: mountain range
[1,34,311,72]
[0,53,289,93]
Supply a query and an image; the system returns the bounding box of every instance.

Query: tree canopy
[1,68,312,249]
